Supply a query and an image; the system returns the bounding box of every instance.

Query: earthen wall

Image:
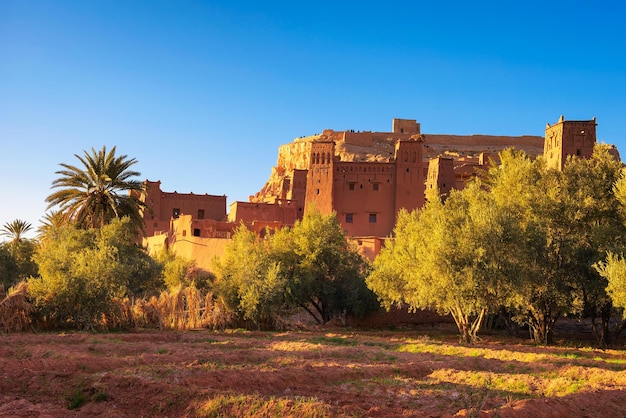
[229,201,298,226]
[332,161,397,237]
[305,141,336,215]
[392,118,420,134]
[394,139,425,214]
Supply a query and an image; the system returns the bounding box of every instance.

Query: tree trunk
[527,307,557,345]
[589,302,614,347]
[450,307,486,345]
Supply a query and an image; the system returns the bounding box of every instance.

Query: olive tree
[368,183,518,344]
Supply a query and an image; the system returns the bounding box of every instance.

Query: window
[349,182,355,190]
[172,208,180,219]
[345,213,353,223]
[316,188,320,195]
[576,149,582,156]
[198,209,205,219]
[369,213,377,223]
[193,228,201,237]
[373,183,379,191]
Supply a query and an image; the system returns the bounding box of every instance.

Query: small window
[576,149,582,156]
[182,230,187,237]
[373,183,379,191]
[349,182,355,190]
[173,208,180,219]
[369,213,377,223]
[316,189,320,195]
[198,209,205,219]
[193,228,201,237]
[345,213,353,223]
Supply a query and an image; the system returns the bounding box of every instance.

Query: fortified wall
[143,116,617,269]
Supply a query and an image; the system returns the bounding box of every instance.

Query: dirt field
[1,325,625,417]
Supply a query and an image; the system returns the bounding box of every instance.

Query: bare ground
[0,325,625,417]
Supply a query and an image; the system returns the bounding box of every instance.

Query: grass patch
[68,389,87,410]
[308,335,358,347]
[195,394,330,417]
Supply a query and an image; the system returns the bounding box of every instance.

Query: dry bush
[0,281,33,332]
[0,281,234,332]
[127,285,234,331]
[132,296,162,328]
[106,297,135,329]
[201,292,232,331]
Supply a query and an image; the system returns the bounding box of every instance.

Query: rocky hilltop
[251,129,545,203]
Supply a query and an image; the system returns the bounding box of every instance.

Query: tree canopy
[368,182,518,344]
[214,211,376,327]
[368,145,626,344]
[29,217,162,330]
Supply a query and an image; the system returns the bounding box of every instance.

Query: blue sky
[2,1,625,238]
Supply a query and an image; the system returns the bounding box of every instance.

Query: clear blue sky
[2,1,625,238]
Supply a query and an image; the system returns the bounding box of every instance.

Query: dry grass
[106,285,233,331]
[0,283,234,333]
[0,281,33,332]
[192,394,330,418]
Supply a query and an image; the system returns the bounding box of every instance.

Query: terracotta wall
[141,180,227,237]
[305,141,336,215]
[426,157,455,197]
[392,118,420,134]
[545,117,597,170]
[394,139,425,214]
[229,201,298,226]
[333,161,396,237]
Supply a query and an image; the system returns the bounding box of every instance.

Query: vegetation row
[3,145,626,348]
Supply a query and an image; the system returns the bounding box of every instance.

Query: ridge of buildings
[141,116,615,267]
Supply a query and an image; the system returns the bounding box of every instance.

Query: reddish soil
[0,326,625,417]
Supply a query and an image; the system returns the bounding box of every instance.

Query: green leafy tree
[29,217,162,329]
[0,220,38,287]
[368,182,516,344]
[157,249,214,292]
[273,210,376,324]
[484,149,577,344]
[0,245,17,289]
[213,225,284,327]
[560,145,626,345]
[596,254,626,342]
[597,253,626,318]
[482,147,625,344]
[45,146,146,231]
[214,212,375,328]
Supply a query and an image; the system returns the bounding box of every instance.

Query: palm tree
[37,210,66,237]
[45,146,146,231]
[0,219,33,243]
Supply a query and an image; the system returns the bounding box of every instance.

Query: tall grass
[0,282,233,332]
[0,281,33,332]
[114,284,234,331]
